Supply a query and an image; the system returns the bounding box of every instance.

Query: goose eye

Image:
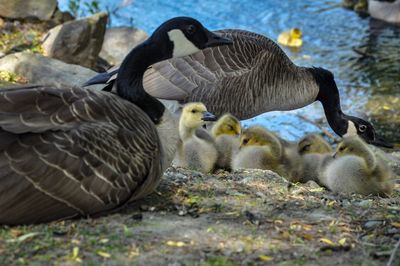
[359,125,367,132]
[186,24,196,35]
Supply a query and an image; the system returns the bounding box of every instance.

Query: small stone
[131,213,143,221]
[364,220,383,229]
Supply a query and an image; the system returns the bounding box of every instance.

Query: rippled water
[59,0,400,140]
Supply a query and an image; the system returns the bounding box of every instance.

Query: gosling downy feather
[320,136,394,196]
[211,113,241,170]
[84,29,391,148]
[232,126,302,181]
[175,103,218,173]
[297,134,333,183]
[277,28,303,48]
[0,17,232,225]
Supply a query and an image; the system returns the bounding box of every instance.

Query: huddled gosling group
[174,103,395,197]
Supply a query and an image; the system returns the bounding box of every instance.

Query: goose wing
[0,85,161,225]
[142,29,279,100]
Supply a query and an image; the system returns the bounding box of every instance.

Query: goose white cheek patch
[167,29,200,58]
[344,121,358,137]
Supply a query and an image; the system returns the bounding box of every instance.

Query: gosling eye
[191,109,197,113]
[301,144,311,152]
[186,24,196,35]
[339,146,345,152]
[359,124,367,132]
[242,139,249,145]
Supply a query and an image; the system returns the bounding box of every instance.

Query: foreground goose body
[319,136,394,196]
[0,17,232,225]
[232,126,302,181]
[84,29,391,148]
[211,114,241,170]
[175,103,218,173]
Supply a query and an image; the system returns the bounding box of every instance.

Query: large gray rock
[0,0,57,21]
[42,12,108,68]
[0,52,102,90]
[99,27,148,65]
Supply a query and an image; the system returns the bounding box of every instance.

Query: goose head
[297,134,332,155]
[312,67,392,148]
[211,114,241,138]
[150,16,233,60]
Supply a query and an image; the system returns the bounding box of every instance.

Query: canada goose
[174,103,218,173]
[232,126,302,181]
[211,113,241,170]
[0,17,232,225]
[319,136,394,196]
[368,0,400,24]
[277,28,303,48]
[84,29,391,148]
[297,134,333,183]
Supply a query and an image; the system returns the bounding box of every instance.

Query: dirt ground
[1,167,399,266]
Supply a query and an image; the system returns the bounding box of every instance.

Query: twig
[387,238,400,266]
[294,114,341,143]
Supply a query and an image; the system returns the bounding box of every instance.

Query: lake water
[59,0,400,141]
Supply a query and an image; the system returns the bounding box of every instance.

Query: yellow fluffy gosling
[211,114,241,170]
[319,136,394,196]
[232,126,302,181]
[175,103,218,173]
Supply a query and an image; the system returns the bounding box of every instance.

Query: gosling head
[290,28,302,39]
[150,16,233,59]
[332,136,371,159]
[211,114,241,138]
[239,126,274,148]
[312,67,392,148]
[298,134,332,155]
[180,102,217,130]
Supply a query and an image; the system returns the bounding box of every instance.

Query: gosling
[175,103,218,173]
[297,134,333,183]
[319,136,394,196]
[232,126,302,181]
[211,114,241,171]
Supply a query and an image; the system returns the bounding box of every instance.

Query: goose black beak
[368,137,394,149]
[204,31,233,48]
[202,111,217,121]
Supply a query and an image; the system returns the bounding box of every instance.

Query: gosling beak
[204,30,233,48]
[368,137,394,149]
[332,151,337,159]
[202,111,217,121]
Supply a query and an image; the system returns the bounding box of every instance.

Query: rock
[42,12,108,69]
[0,0,57,21]
[369,0,400,24]
[99,27,148,65]
[0,52,103,90]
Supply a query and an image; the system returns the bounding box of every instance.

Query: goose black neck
[311,68,347,137]
[116,39,168,124]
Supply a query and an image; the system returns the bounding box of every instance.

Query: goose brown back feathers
[0,85,162,225]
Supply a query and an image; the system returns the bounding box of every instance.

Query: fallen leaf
[6,232,41,243]
[320,238,335,245]
[258,255,273,262]
[99,238,109,244]
[72,247,79,259]
[166,241,186,247]
[97,251,111,258]
[339,238,346,246]
[391,222,400,228]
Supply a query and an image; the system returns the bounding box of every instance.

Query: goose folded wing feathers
[0,85,161,224]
